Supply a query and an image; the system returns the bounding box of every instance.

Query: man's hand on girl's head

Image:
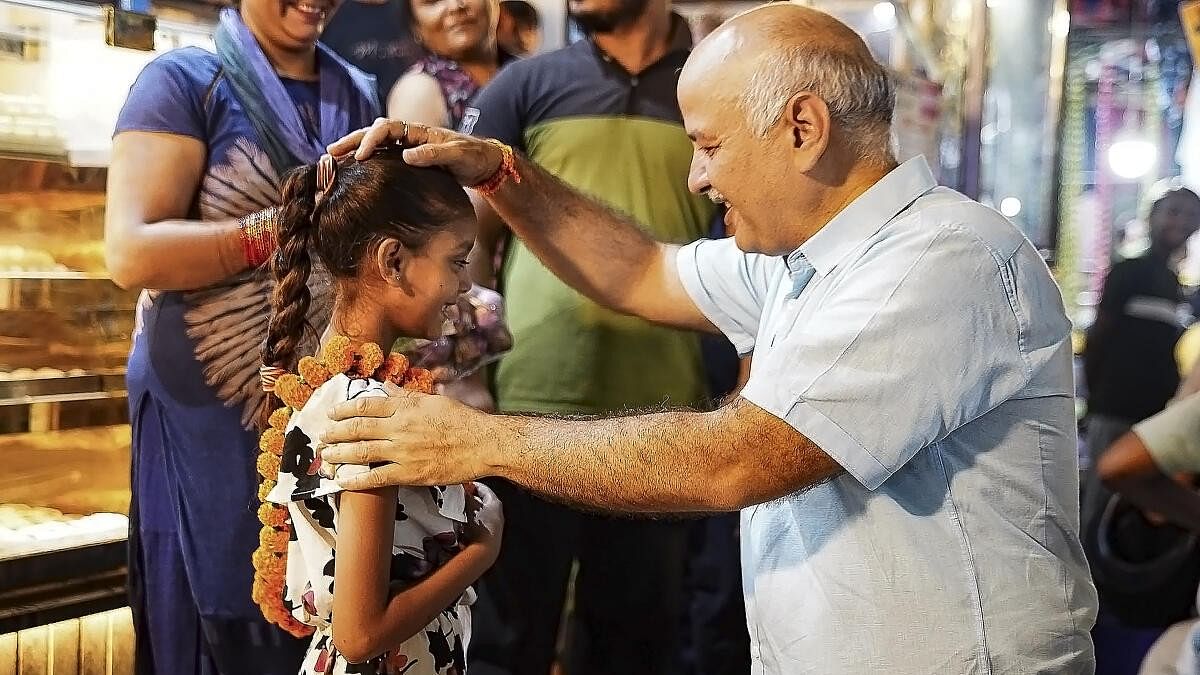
[327,117,503,187]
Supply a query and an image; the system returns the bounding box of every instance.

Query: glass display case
[0,155,132,633]
[0,0,213,635]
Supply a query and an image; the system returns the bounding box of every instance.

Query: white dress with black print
[266,374,472,675]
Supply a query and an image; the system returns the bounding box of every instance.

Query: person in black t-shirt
[1082,186,1200,571]
[321,0,423,103]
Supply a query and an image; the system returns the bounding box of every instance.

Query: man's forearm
[483,398,841,514]
[484,156,667,317]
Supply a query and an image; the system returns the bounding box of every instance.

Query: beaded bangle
[471,140,521,196]
[239,207,279,269]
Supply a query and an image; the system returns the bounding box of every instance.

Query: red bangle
[239,207,278,269]
[471,140,521,196]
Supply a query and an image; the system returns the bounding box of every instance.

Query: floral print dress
[266,374,473,675]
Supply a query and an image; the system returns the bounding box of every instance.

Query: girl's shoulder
[267,374,388,503]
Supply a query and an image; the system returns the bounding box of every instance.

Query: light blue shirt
[677,157,1098,674]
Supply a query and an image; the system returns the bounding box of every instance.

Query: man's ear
[785,92,831,172]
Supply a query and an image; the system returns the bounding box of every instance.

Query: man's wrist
[469,140,519,196]
[473,414,520,480]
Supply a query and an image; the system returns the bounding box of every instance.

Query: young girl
[253,149,503,675]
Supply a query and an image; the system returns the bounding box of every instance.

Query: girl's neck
[324,299,398,354]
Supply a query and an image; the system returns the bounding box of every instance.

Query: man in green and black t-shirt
[454,1,716,673]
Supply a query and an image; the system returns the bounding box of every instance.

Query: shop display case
[0,0,214,636]
[0,156,132,632]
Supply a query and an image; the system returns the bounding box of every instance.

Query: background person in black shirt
[321,0,423,103]
[1085,187,1200,476]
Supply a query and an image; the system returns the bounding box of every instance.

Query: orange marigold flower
[322,335,355,373]
[256,452,281,479]
[258,428,285,456]
[376,352,410,383]
[356,342,385,376]
[268,407,292,431]
[402,367,435,394]
[262,577,286,599]
[257,567,283,587]
[259,525,289,551]
[258,480,277,502]
[261,601,286,623]
[258,502,287,527]
[251,580,267,605]
[265,433,284,457]
[253,551,286,581]
[275,374,313,409]
[298,356,332,388]
[262,552,286,577]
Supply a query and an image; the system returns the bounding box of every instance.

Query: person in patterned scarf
[384,0,515,129]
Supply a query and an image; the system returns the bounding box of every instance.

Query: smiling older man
[321,4,1098,672]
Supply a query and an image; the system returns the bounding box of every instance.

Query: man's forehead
[679,92,735,142]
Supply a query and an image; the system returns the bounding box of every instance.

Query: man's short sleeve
[676,238,779,355]
[740,225,1041,490]
[460,62,525,150]
[114,48,210,139]
[1135,392,1200,474]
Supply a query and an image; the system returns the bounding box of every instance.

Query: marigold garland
[275,374,313,410]
[268,407,292,431]
[258,480,276,502]
[298,356,331,389]
[259,428,285,456]
[250,336,435,638]
[376,352,409,383]
[402,367,435,394]
[321,336,355,373]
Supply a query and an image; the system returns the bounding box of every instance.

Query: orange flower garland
[251,337,437,637]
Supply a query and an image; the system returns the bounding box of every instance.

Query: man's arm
[329,120,719,334]
[491,396,841,512]
[1099,430,1200,531]
[319,392,842,513]
[479,155,718,333]
[1099,393,1200,531]
[466,191,505,289]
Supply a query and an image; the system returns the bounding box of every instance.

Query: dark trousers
[678,513,750,675]
[467,479,687,675]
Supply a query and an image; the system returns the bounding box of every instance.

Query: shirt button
[630,76,639,86]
